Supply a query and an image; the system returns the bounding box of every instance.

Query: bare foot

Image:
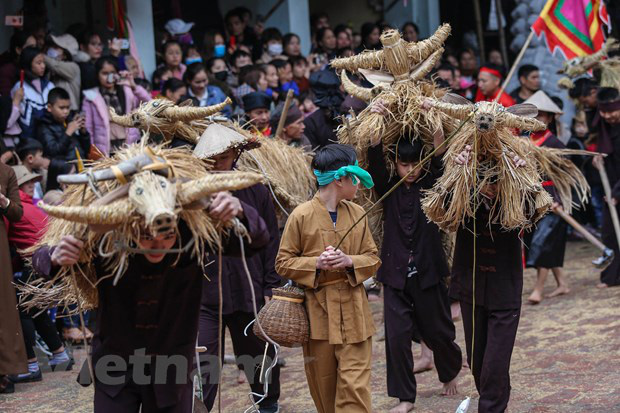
[527,289,543,305]
[389,400,415,413]
[546,285,570,298]
[597,282,609,289]
[441,376,459,396]
[237,369,247,384]
[413,357,433,374]
[451,302,461,321]
[462,359,469,368]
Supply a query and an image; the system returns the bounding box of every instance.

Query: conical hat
[193,123,257,159]
[524,90,563,115]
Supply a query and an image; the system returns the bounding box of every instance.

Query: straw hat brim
[193,123,257,159]
[524,90,563,115]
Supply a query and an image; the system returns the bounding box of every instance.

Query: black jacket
[303,108,338,149]
[35,111,90,190]
[367,144,449,290]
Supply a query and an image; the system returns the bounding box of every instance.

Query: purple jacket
[82,85,150,156]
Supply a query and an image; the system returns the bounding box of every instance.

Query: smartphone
[106,73,119,84]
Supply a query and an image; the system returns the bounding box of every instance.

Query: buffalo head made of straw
[557,38,620,91]
[39,151,263,237]
[109,97,232,143]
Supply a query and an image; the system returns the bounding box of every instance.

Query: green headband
[313,161,374,189]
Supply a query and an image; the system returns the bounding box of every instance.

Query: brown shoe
[0,375,15,394]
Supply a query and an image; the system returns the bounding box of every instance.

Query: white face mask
[268,43,283,56]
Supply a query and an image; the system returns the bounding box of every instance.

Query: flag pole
[494,30,535,103]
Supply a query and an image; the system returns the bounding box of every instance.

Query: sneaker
[50,357,74,372]
[9,368,42,383]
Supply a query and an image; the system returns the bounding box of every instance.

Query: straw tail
[109,107,136,127]
[39,199,133,225]
[340,70,375,101]
[501,112,546,131]
[162,97,232,122]
[178,172,264,205]
[406,23,451,61]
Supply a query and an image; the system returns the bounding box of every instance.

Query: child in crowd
[229,50,253,88]
[290,56,310,93]
[160,41,185,80]
[276,144,381,413]
[82,56,151,156]
[11,46,55,139]
[8,165,72,383]
[151,66,173,94]
[368,100,461,413]
[234,65,268,107]
[36,87,90,191]
[260,62,280,101]
[182,62,232,117]
[15,139,48,199]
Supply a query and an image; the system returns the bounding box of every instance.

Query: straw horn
[501,112,546,131]
[340,70,376,101]
[178,172,264,205]
[39,199,133,225]
[161,97,232,122]
[330,49,384,72]
[410,48,444,82]
[406,23,451,62]
[58,154,170,185]
[109,107,137,127]
[430,99,473,120]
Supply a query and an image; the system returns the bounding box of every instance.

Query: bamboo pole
[274,89,295,139]
[596,161,620,249]
[555,208,607,251]
[494,30,534,102]
[495,0,509,69]
[473,0,486,65]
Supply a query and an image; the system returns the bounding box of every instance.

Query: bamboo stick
[275,89,295,139]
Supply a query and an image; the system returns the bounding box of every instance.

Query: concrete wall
[383,0,440,38]
[0,0,24,53]
[127,0,156,80]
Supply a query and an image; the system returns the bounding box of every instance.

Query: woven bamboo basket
[253,285,309,348]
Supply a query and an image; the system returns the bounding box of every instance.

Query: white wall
[126,0,156,79]
[383,0,440,38]
[0,0,24,53]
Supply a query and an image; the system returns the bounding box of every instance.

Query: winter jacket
[5,190,47,253]
[44,56,81,110]
[11,77,55,139]
[185,85,232,118]
[82,85,150,156]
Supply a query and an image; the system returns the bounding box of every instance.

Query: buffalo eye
[135,187,144,195]
[160,181,167,188]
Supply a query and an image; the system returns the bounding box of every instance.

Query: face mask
[214,44,226,58]
[47,48,60,59]
[268,43,283,56]
[214,70,228,82]
[177,33,193,45]
[185,57,202,65]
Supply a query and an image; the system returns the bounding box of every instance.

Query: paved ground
[1,241,619,412]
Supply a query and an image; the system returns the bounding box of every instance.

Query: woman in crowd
[357,22,381,53]
[260,62,281,101]
[11,46,54,139]
[82,56,151,155]
[313,27,337,62]
[257,28,286,64]
[334,24,352,50]
[234,65,268,107]
[283,33,302,57]
[0,31,36,97]
[206,57,234,98]
[75,31,103,91]
[203,30,227,60]
[182,62,232,117]
[402,22,419,42]
[44,34,81,110]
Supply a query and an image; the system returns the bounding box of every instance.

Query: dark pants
[460,303,520,413]
[384,275,462,403]
[94,380,193,413]
[198,310,280,411]
[19,307,63,359]
[601,203,620,286]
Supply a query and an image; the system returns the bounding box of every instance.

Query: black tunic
[367,144,449,290]
[450,203,524,310]
[524,132,568,268]
[32,208,269,409]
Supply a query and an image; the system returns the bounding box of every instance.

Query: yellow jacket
[276,193,381,344]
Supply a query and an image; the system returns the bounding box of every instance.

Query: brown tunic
[0,163,27,375]
[276,193,381,345]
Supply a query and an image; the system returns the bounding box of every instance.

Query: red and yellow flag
[532,0,610,60]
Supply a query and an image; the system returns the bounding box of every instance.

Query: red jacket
[475,88,516,107]
[5,190,47,253]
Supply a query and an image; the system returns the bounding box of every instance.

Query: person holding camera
[82,56,150,156]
